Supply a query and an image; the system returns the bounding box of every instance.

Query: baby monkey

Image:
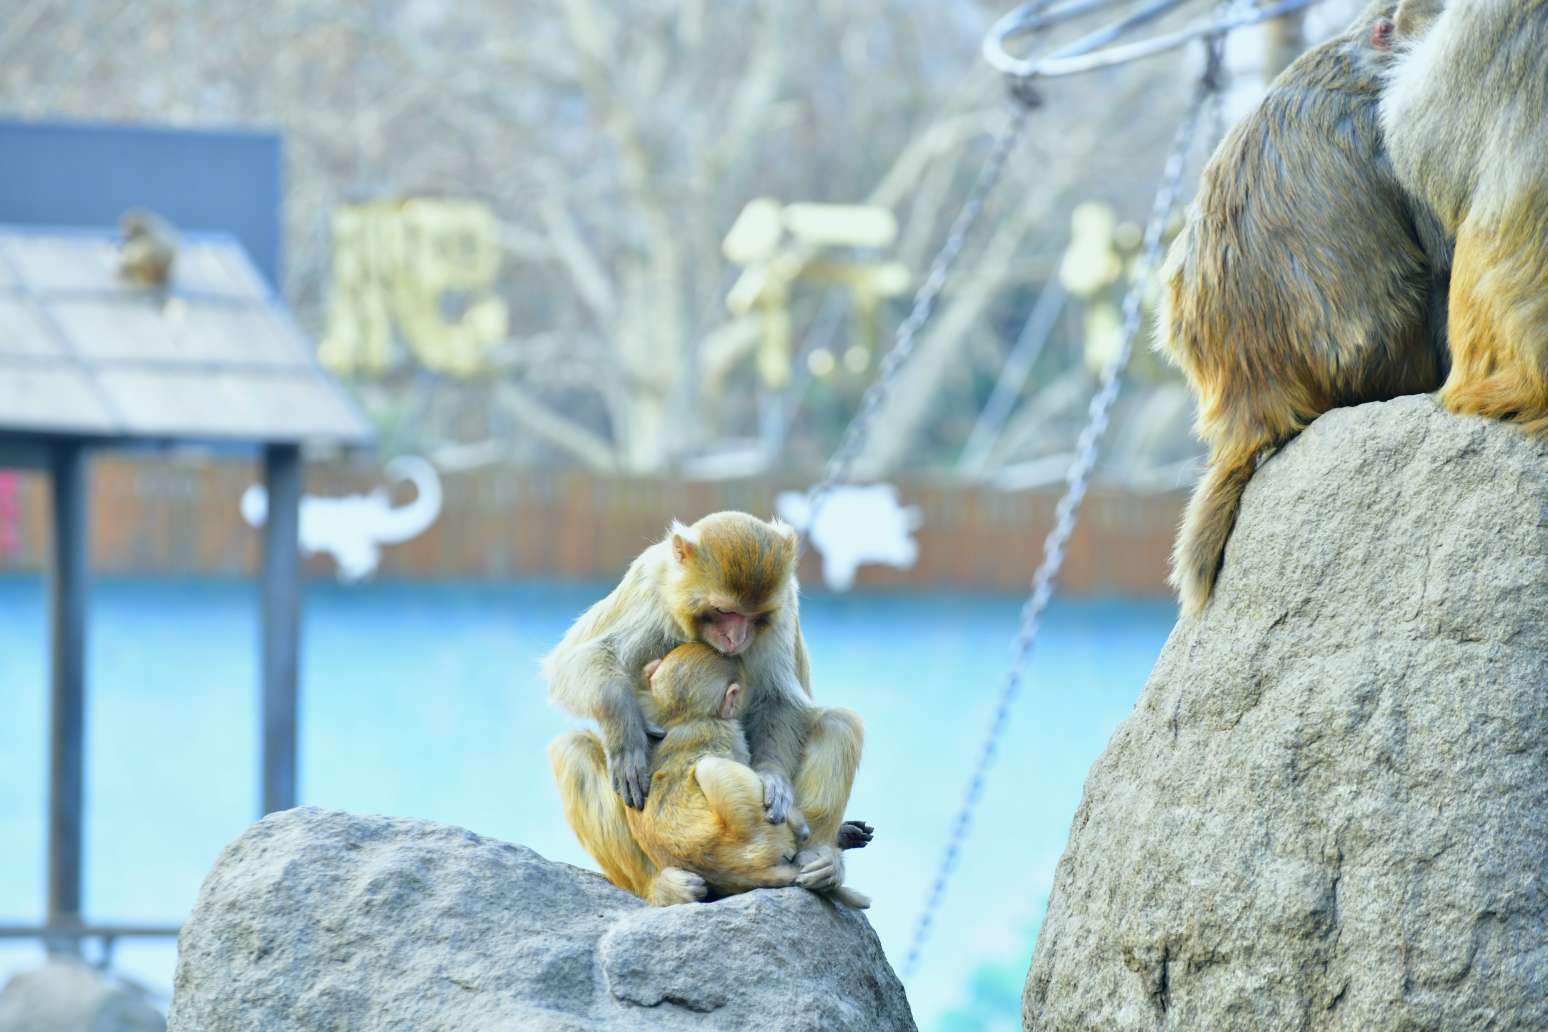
[624,644,870,909]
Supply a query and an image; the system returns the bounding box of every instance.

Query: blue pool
[0,576,1175,1028]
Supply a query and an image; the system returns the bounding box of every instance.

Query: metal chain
[899,74,1221,983]
[799,97,1035,534]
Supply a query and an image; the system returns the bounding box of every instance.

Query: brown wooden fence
[0,457,1185,594]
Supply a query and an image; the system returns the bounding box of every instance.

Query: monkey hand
[607,738,651,810]
[649,867,708,906]
[758,769,794,824]
[795,844,844,893]
[837,820,875,850]
[783,807,810,845]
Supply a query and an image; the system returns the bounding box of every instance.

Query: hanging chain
[799,95,1036,533]
[899,71,1222,984]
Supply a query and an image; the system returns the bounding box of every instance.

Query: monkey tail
[824,884,871,910]
[1170,444,1265,618]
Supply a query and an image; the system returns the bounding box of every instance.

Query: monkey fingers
[607,742,651,809]
[836,820,875,850]
[649,867,708,906]
[759,770,794,824]
[794,844,844,892]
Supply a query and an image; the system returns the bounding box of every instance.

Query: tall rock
[0,960,164,1032]
[1025,397,1548,1030]
[168,807,914,1032]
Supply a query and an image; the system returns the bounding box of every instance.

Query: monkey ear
[719,682,741,720]
[642,658,662,684]
[671,534,695,563]
[669,520,697,564]
[769,518,799,553]
[1370,16,1394,49]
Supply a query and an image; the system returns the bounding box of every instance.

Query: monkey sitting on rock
[569,642,870,908]
[1156,0,1452,617]
[544,511,870,905]
[1382,0,1548,437]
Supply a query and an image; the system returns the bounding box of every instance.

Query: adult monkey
[1383,0,1548,434]
[543,511,868,901]
[1156,0,1452,616]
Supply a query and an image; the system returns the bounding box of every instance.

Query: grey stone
[0,959,165,1032]
[1025,396,1548,1031]
[168,807,914,1031]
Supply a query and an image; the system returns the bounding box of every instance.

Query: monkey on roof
[117,208,177,287]
[542,511,870,903]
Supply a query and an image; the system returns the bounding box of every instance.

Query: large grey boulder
[168,807,913,1031]
[1025,396,1548,1030]
[0,959,165,1032]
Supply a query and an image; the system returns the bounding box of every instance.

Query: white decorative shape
[241,456,443,582]
[776,483,922,592]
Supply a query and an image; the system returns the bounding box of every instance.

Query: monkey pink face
[701,607,759,656]
[1370,16,1395,50]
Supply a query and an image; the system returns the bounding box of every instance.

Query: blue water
[0,576,1175,1028]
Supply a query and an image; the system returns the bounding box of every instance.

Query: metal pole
[46,442,88,949]
[259,444,302,815]
[1264,6,1307,78]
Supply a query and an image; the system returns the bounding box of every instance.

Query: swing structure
[0,0,1331,988]
[780,0,1326,981]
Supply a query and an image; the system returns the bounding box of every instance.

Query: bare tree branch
[495,382,619,472]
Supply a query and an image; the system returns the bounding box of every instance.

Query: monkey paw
[837,820,875,850]
[795,844,844,893]
[759,770,794,824]
[608,742,651,810]
[651,867,708,906]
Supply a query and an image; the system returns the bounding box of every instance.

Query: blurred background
[0,0,1372,1027]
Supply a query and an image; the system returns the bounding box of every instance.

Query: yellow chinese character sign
[321,198,509,377]
[722,199,908,387]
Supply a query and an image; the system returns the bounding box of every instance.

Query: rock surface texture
[0,959,165,1032]
[1025,397,1548,1031]
[168,807,914,1031]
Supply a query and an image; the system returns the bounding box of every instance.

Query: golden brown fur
[542,511,865,901]
[1391,0,1443,37]
[666,518,792,638]
[632,644,867,907]
[1156,1,1452,616]
[117,209,177,287]
[1383,0,1548,436]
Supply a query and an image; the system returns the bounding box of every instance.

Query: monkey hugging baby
[543,511,873,908]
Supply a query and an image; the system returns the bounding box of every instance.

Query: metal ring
[983,0,1325,79]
